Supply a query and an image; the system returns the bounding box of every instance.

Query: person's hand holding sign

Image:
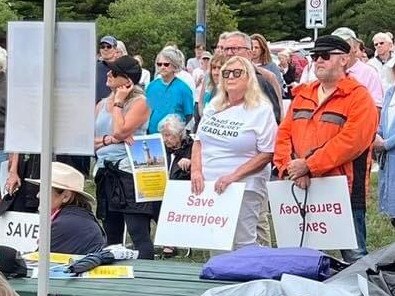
[214,174,236,195]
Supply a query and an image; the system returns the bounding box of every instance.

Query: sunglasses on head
[374,41,385,47]
[156,62,171,67]
[100,44,113,50]
[222,69,244,79]
[310,51,344,62]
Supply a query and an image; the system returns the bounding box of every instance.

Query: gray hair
[156,48,183,72]
[373,32,393,44]
[0,47,7,73]
[116,40,128,56]
[158,114,186,139]
[218,31,230,41]
[225,31,252,49]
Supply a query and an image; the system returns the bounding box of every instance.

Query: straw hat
[25,162,95,203]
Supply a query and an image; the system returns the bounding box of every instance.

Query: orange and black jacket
[274,76,378,210]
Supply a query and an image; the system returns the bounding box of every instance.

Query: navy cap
[310,35,351,53]
[105,56,142,85]
[100,35,117,47]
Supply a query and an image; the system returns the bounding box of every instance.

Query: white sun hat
[25,162,95,203]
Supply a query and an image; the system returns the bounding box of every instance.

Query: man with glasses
[274,35,378,264]
[223,31,282,124]
[368,32,395,92]
[96,35,118,104]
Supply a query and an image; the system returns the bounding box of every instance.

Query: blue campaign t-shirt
[146,77,193,134]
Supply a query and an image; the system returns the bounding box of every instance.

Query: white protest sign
[0,211,40,253]
[267,176,357,249]
[5,22,95,155]
[155,180,245,250]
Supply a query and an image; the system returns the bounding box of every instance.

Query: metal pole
[314,28,318,41]
[37,0,56,295]
[196,0,206,48]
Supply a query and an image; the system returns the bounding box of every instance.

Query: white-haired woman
[146,48,194,134]
[156,114,194,257]
[191,56,277,251]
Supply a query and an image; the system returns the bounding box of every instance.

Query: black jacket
[167,135,193,180]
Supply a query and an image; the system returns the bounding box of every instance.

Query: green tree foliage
[7,0,112,21]
[0,0,18,38]
[223,0,395,46]
[97,0,237,71]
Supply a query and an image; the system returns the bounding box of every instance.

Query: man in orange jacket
[274,35,378,263]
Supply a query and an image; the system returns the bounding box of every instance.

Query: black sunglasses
[310,51,344,62]
[100,44,113,50]
[222,69,244,79]
[156,62,171,67]
[374,41,385,47]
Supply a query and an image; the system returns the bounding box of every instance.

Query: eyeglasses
[223,46,250,54]
[156,62,171,67]
[100,44,113,50]
[310,51,345,61]
[374,41,385,47]
[222,69,244,79]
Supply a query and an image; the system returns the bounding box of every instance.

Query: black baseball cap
[310,35,351,53]
[104,56,142,85]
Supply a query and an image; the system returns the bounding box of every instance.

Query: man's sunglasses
[156,62,171,67]
[222,69,244,79]
[100,44,113,50]
[310,51,344,62]
[374,41,385,47]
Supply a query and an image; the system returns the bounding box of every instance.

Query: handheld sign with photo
[155,180,245,250]
[125,134,168,203]
[0,211,40,253]
[267,176,357,250]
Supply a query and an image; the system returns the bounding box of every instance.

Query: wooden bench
[9,259,237,296]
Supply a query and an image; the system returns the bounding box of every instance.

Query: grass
[85,173,394,263]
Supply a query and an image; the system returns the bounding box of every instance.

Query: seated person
[155,114,194,257]
[26,162,106,255]
[159,114,193,181]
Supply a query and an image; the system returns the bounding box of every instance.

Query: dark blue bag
[200,245,331,281]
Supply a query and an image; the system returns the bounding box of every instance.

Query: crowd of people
[0,26,394,268]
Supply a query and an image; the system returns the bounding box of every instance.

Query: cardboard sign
[154,180,245,251]
[0,211,39,253]
[125,134,168,203]
[267,176,357,249]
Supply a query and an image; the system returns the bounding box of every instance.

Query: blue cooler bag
[200,245,331,281]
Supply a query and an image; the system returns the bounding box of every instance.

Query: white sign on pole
[0,211,40,253]
[305,0,327,29]
[267,176,357,250]
[5,22,96,155]
[155,180,245,251]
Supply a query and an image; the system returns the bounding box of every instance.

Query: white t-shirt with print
[196,102,277,196]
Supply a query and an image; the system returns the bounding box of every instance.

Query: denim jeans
[341,208,368,263]
[0,150,8,163]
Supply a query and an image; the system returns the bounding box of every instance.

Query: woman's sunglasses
[222,69,244,79]
[156,62,171,67]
